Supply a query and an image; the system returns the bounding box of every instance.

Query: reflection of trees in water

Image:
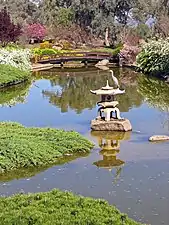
[138,75,169,129]
[41,68,143,114]
[0,81,31,107]
[138,75,169,110]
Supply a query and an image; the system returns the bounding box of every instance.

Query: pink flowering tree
[25,23,46,42]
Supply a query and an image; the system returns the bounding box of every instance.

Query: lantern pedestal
[91,117,132,132]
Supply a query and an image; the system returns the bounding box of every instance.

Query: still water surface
[0,67,169,225]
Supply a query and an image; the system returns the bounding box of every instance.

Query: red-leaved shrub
[119,44,140,65]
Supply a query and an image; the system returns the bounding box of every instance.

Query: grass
[0,122,94,173]
[0,64,30,88]
[0,189,143,225]
[89,46,123,55]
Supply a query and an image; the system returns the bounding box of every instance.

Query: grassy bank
[0,64,30,88]
[0,189,143,225]
[0,122,94,173]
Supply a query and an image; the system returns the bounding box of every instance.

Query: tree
[25,23,46,41]
[0,7,22,46]
[0,0,38,24]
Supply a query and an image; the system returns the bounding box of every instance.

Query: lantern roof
[90,80,125,96]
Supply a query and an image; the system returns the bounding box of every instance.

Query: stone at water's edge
[95,59,109,66]
[149,135,169,142]
[91,118,132,132]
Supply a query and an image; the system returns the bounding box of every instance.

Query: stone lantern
[90,72,132,131]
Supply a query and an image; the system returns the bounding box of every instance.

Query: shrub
[136,39,169,74]
[0,189,143,225]
[134,24,152,40]
[59,40,73,50]
[0,122,94,173]
[0,64,30,87]
[25,23,46,41]
[0,48,31,71]
[120,44,140,65]
[112,46,123,56]
[32,48,59,56]
[40,41,52,49]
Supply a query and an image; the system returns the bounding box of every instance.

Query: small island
[0,122,94,173]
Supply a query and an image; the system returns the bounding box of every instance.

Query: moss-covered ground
[0,189,143,225]
[0,122,94,173]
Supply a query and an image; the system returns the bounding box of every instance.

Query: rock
[165,76,169,83]
[91,118,132,132]
[149,135,169,142]
[52,45,62,51]
[95,59,109,67]
[95,65,109,71]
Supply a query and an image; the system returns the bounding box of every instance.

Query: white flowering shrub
[0,49,31,71]
[136,39,169,75]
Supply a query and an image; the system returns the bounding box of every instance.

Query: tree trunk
[105,27,110,47]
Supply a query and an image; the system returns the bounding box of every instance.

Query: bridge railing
[33,51,113,63]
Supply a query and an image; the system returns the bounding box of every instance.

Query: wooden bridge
[34,51,114,65]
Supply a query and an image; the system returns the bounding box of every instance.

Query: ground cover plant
[0,189,143,225]
[0,64,30,88]
[0,122,94,173]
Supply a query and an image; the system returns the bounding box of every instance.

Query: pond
[0,67,169,225]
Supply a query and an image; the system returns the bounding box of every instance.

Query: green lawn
[89,46,123,55]
[0,64,30,88]
[0,189,143,225]
[0,122,94,173]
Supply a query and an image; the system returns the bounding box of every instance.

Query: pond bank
[32,63,54,71]
[0,189,143,225]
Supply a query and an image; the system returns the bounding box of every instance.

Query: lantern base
[91,117,132,132]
